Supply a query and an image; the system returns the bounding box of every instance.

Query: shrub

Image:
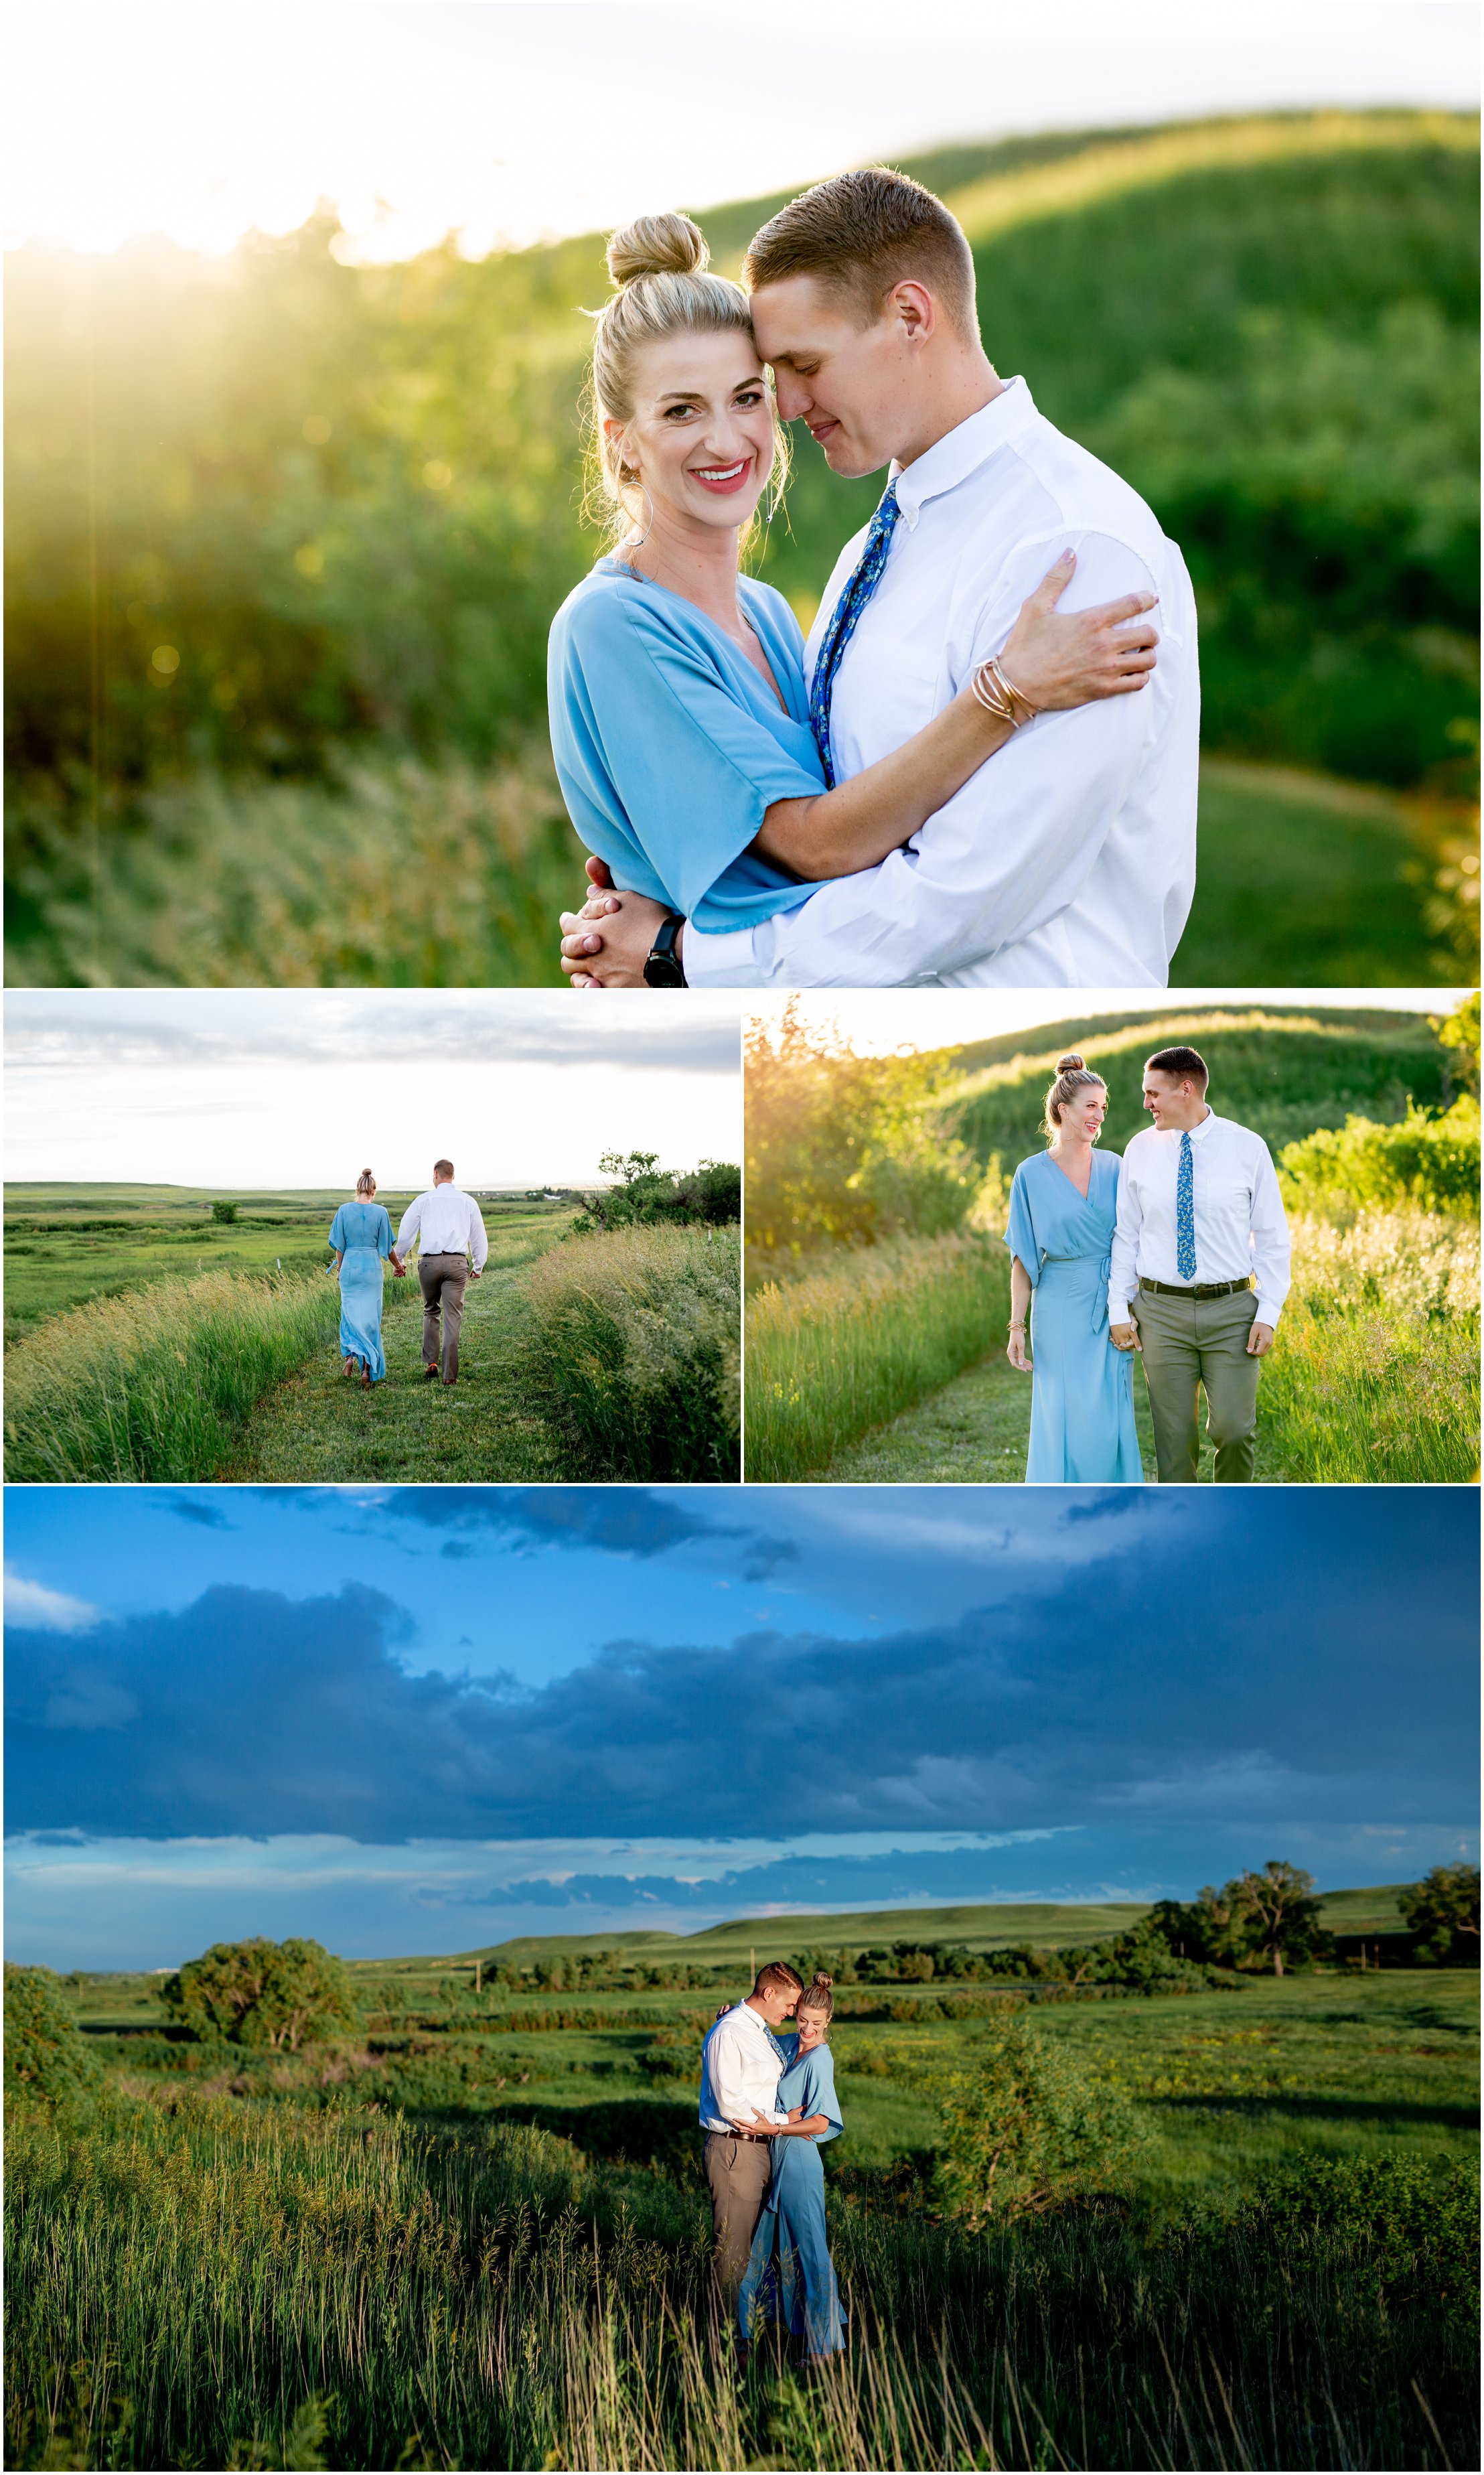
[1165,2152,1481,2322]
[1400,1863,1481,1965]
[4,1965,100,2105]
[161,1938,354,2052]
[3,1266,340,1482]
[936,2016,1146,2228]
[1278,1096,1481,1218]
[513,1224,739,1480]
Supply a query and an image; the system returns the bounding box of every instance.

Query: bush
[3,1965,100,2105]
[512,1224,739,1480]
[1165,2153,1481,2323]
[1278,1096,1481,1218]
[936,2016,1146,2228]
[1400,1864,1481,1965]
[3,1266,340,1481]
[744,1232,1011,1480]
[161,1938,354,2052]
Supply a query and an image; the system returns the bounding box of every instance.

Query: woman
[1004,1056,1142,1484]
[327,1172,402,1388]
[735,1973,846,2362]
[547,214,1159,972]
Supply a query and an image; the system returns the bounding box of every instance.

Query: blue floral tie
[808,482,900,787]
[1176,1131,1197,1280]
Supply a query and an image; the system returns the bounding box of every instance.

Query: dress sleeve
[559,592,824,922]
[1004,1162,1041,1283]
[328,1207,346,1251]
[808,2050,844,2139]
[376,1209,394,1258]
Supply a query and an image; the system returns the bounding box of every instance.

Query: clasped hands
[560,857,670,987]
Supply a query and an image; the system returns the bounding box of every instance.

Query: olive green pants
[1132,1282,1260,1484]
[703,2132,773,2338]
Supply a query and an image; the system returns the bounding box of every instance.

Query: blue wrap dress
[327,1201,394,1383]
[737,2037,846,2358]
[546,561,831,934]
[1004,1149,1142,1484]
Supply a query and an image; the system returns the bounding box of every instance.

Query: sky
[745,989,1473,1060]
[5,3,1477,261]
[3,990,741,1188]
[6,1484,1477,1968]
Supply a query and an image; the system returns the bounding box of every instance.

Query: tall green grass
[3,1266,350,1480]
[1259,1208,1480,1482]
[513,1224,741,1480]
[5,2095,1475,2472]
[6,752,580,988]
[745,1235,1011,1482]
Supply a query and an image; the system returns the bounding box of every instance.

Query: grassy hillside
[938,1005,1457,1168]
[6,109,1477,984]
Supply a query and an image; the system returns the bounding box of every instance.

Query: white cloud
[5,1569,100,1634]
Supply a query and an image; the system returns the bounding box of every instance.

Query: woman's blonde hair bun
[356,1168,376,1194]
[1055,1053,1086,1076]
[606,212,709,289]
[810,1971,833,1990]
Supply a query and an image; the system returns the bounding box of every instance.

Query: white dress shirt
[698,2000,788,2133]
[395,1185,489,1271]
[1109,1113,1292,1328]
[684,379,1199,989]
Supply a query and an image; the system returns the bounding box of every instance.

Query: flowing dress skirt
[338,1245,387,1382]
[1027,1253,1142,1483]
[738,2139,846,2358]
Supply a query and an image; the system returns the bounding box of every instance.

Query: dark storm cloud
[165,1494,236,1530]
[374,1486,797,1577]
[6,1498,1474,1843]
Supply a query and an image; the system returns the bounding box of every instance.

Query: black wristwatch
[644,912,687,987]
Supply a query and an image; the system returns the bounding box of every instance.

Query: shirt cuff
[1254,1296,1283,1328]
[678,923,767,987]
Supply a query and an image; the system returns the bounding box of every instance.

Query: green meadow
[3,1185,741,1484]
[743,1003,1481,1483]
[7,1892,1477,2470]
[6,109,1477,986]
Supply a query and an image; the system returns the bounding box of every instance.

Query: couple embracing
[548,165,1199,992]
[699,1962,846,2366]
[327,1162,488,1388]
[1005,1044,1292,1484]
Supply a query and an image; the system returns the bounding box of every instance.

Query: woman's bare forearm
[753,693,1015,879]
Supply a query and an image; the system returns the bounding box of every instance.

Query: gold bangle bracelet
[987,655,1041,723]
[971,664,1018,725]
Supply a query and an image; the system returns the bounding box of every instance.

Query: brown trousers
[1132,1281,1260,1483]
[703,2133,772,2338]
[418,1253,468,1381]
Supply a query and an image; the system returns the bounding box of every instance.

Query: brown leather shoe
[424,1363,440,1380]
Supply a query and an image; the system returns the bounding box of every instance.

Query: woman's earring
[620,467,654,550]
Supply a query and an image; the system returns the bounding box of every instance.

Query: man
[394,1159,488,1387]
[698,1961,802,2348]
[561,165,1197,990]
[1110,1046,1292,1483]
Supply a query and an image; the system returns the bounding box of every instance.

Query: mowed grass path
[224,1261,559,1482]
[819,1345,1287,1482]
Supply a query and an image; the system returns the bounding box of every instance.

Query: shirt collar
[891,377,1036,530]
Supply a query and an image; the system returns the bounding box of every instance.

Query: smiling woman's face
[795,2006,828,2052]
[607,330,775,539]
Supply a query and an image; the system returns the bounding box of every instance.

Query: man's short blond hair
[743,167,978,337]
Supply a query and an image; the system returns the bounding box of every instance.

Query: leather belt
[713,2127,773,2143]
[1140,1275,1254,1299]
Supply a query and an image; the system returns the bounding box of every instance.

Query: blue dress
[546,560,831,932]
[327,1202,394,1383]
[737,2037,846,2358]
[1004,1149,1142,1484]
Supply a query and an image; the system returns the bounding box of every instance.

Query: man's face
[757,1981,799,2027]
[1142,1070,1205,1130]
[749,273,922,478]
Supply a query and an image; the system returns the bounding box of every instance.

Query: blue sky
[5,1484,1476,1967]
